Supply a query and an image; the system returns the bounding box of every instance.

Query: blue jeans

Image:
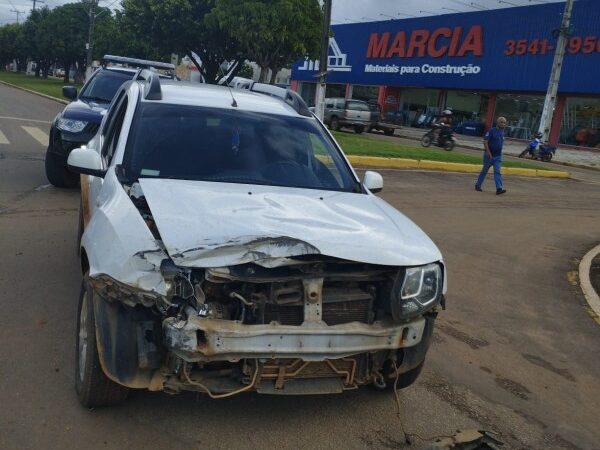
[476,154,503,190]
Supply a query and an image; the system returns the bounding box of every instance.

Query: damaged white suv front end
[69,76,446,406]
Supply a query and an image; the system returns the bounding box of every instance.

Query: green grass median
[0,71,82,100]
[332,130,549,171]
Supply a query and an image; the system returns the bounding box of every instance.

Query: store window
[399,89,441,127]
[496,94,544,140]
[352,85,379,103]
[446,92,488,123]
[325,83,346,98]
[559,97,600,148]
[299,82,316,107]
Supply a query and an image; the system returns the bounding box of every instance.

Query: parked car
[323,98,371,134]
[367,102,401,136]
[45,55,175,188]
[67,76,446,406]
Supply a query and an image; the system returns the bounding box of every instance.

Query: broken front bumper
[163,316,426,362]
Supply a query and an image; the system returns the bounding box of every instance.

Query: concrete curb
[0,80,69,105]
[346,155,570,179]
[394,130,600,173]
[578,244,600,324]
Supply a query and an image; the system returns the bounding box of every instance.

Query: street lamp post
[314,0,332,122]
[85,0,98,81]
[538,0,574,142]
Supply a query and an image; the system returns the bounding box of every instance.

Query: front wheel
[45,146,79,188]
[384,129,394,136]
[444,140,455,151]
[421,134,432,147]
[75,276,129,407]
[354,125,364,134]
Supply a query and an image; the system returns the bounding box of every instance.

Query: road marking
[0,116,51,124]
[0,129,8,145]
[21,126,48,146]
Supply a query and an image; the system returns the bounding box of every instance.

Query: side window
[325,100,334,108]
[101,89,126,136]
[101,95,129,165]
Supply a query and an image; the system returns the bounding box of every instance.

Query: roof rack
[137,70,162,101]
[249,83,311,117]
[103,55,175,71]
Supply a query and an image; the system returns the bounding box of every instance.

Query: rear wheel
[444,140,455,151]
[354,125,364,134]
[384,129,394,136]
[329,116,340,131]
[75,276,129,407]
[45,146,79,188]
[421,134,432,147]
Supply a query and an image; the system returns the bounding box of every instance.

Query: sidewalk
[393,126,600,169]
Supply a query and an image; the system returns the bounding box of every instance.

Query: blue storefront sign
[292,0,600,94]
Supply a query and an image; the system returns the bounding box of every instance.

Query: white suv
[67,74,446,406]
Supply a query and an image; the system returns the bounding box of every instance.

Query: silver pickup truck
[323,98,371,134]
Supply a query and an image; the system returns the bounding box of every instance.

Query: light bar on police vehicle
[103,55,175,71]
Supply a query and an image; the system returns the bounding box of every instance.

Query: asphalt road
[1,84,600,450]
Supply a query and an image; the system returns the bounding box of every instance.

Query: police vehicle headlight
[57,118,88,133]
[388,263,442,321]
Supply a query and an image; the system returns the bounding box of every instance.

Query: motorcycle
[518,143,556,162]
[421,124,456,151]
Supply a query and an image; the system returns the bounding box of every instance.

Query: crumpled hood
[138,179,442,268]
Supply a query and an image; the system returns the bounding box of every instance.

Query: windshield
[124,104,359,192]
[80,70,132,103]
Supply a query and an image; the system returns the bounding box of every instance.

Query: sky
[0,0,568,27]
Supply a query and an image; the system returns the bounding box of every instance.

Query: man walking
[475,116,507,195]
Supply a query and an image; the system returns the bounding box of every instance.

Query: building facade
[291,0,600,148]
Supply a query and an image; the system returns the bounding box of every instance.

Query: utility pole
[85,0,98,81]
[30,0,45,11]
[10,8,25,23]
[538,0,574,141]
[314,0,332,122]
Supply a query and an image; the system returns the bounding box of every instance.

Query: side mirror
[363,171,383,193]
[67,146,106,178]
[63,86,77,100]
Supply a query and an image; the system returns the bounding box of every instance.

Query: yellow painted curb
[345,155,570,179]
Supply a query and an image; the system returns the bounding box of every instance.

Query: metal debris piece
[425,429,503,450]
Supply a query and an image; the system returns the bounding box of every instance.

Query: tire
[384,129,394,136]
[354,125,364,134]
[421,134,432,147]
[546,153,553,161]
[75,276,129,407]
[444,140,455,151]
[330,116,340,131]
[372,362,425,392]
[45,146,79,188]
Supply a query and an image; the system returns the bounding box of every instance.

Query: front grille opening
[264,283,374,326]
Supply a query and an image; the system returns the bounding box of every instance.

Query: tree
[121,0,242,83]
[206,0,321,83]
[0,24,25,69]
[39,4,89,82]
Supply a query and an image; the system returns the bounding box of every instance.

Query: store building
[291,0,600,149]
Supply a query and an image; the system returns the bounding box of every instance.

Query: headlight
[389,263,442,321]
[57,118,88,133]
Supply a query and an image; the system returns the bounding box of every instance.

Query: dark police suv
[45,55,175,188]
